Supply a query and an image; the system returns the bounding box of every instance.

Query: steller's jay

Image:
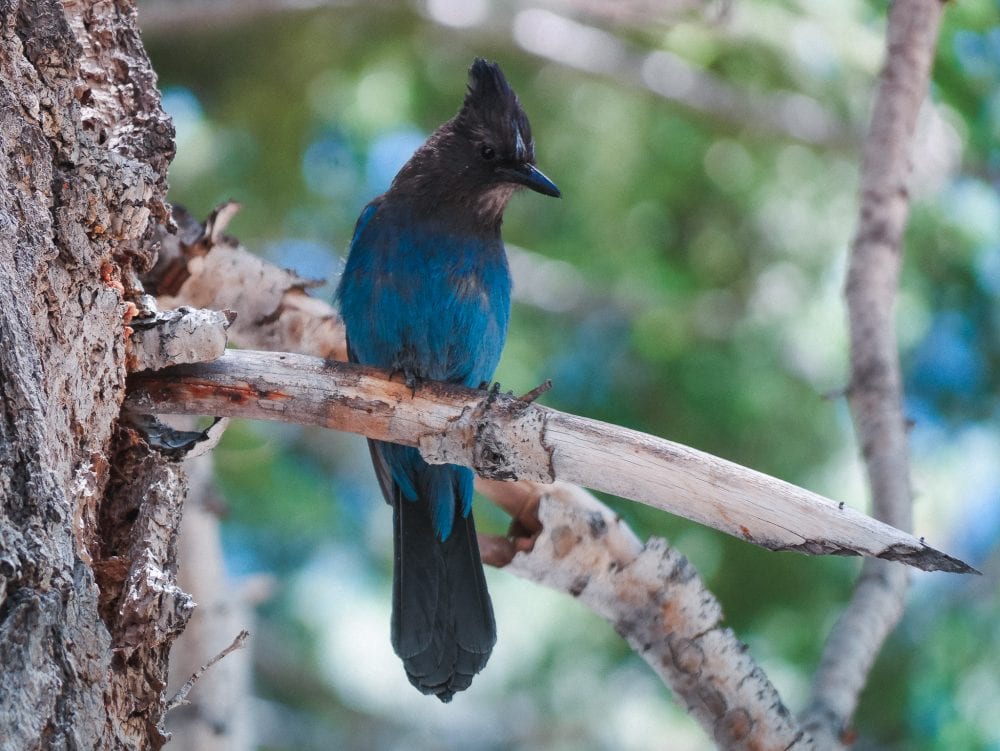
[335,59,559,701]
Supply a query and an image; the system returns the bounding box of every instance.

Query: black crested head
[455,59,533,163]
[386,58,559,228]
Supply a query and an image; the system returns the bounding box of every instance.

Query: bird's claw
[392,367,421,396]
[480,380,502,407]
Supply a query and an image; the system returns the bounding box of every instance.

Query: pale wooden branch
[489,480,813,751]
[138,211,970,573]
[127,275,819,746]
[802,0,946,744]
[124,349,971,574]
[137,201,973,748]
[149,209,813,748]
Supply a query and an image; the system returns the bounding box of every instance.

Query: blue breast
[337,200,512,389]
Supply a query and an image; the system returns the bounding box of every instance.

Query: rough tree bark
[0,1,190,748]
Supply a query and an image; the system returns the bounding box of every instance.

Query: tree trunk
[0,1,189,748]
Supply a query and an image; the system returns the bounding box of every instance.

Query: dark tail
[390,478,496,702]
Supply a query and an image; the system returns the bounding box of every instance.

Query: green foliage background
[145,2,1000,748]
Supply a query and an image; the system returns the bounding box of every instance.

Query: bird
[335,58,559,701]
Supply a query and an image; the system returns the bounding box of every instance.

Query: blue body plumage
[335,59,559,701]
[340,204,511,537]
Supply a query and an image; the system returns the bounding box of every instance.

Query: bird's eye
[480,144,496,160]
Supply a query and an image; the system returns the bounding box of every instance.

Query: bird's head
[451,59,561,200]
[390,59,559,225]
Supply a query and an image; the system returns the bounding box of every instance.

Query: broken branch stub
[127,307,234,372]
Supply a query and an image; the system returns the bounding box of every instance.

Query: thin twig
[518,378,552,403]
[165,629,250,712]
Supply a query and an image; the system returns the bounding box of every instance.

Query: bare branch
[802,0,946,743]
[138,3,852,148]
[141,209,977,573]
[124,349,972,573]
[511,8,853,148]
[145,209,822,746]
[494,481,814,751]
[139,194,969,750]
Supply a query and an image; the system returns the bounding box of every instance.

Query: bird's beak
[499,163,561,198]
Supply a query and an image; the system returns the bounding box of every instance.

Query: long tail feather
[370,439,496,701]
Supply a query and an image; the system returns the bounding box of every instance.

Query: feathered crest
[457,58,534,163]
[463,59,516,110]
[385,57,556,220]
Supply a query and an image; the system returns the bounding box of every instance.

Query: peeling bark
[502,482,812,751]
[128,306,234,372]
[149,203,347,362]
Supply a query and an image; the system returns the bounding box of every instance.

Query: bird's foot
[392,367,421,396]
[480,380,503,408]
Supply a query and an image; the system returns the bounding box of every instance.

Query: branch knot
[417,390,556,483]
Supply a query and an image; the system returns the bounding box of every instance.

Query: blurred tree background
[141,1,1000,748]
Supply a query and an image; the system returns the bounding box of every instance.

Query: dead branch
[142,207,976,573]
[802,0,946,745]
[124,349,971,574]
[141,210,824,747]
[127,306,234,372]
[140,192,979,748]
[149,204,347,362]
